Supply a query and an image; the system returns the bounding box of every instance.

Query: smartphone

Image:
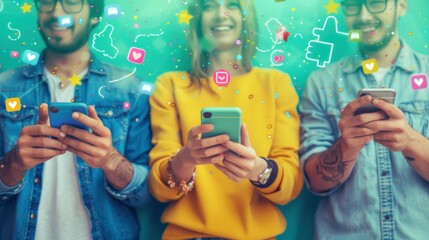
[354,88,396,115]
[201,107,242,144]
[48,102,89,130]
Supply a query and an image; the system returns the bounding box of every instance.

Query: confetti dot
[286,112,291,118]
[267,135,272,139]
[267,124,272,129]
[235,90,239,94]
[248,95,253,99]
[291,7,296,11]
[233,64,238,69]
[236,55,242,60]
[134,24,139,28]
[235,40,241,45]
[338,88,343,92]
[408,32,413,36]
[135,118,139,122]
[274,92,279,99]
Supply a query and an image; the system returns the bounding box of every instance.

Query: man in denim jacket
[300,0,429,239]
[0,0,152,239]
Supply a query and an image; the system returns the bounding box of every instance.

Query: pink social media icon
[11,51,19,58]
[213,69,231,87]
[127,47,146,64]
[410,74,428,90]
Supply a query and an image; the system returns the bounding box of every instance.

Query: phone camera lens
[203,112,212,118]
[50,107,59,113]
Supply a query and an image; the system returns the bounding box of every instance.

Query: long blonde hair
[187,0,258,90]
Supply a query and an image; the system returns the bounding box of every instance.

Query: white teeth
[212,26,232,31]
[359,25,376,33]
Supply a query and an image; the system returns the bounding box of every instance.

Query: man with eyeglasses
[300,0,429,239]
[0,0,152,239]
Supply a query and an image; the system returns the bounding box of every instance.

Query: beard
[359,12,399,53]
[38,17,92,54]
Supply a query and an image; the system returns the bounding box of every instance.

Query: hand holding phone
[354,88,396,116]
[48,102,89,130]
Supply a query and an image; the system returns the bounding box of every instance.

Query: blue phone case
[201,107,242,143]
[48,102,89,130]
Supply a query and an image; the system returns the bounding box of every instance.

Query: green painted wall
[1,0,428,239]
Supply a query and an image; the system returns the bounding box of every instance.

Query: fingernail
[61,126,68,131]
[62,144,67,149]
[72,112,79,118]
[59,132,66,138]
[372,98,379,105]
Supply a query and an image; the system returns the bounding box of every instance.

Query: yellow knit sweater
[149,68,303,239]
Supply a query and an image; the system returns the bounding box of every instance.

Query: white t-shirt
[371,67,390,86]
[35,68,92,240]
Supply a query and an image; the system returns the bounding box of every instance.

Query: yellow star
[325,0,340,14]
[21,2,32,13]
[177,10,193,25]
[68,73,82,86]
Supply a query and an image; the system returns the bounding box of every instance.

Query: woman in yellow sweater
[149,0,303,239]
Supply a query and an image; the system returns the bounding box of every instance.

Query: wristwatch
[251,158,273,186]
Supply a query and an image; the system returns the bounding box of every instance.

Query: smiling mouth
[355,23,380,34]
[211,26,234,32]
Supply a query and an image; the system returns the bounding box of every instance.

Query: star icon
[324,0,340,14]
[276,26,291,42]
[21,2,32,13]
[68,73,82,86]
[177,10,193,25]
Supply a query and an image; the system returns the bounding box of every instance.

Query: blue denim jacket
[0,52,153,240]
[300,42,429,240]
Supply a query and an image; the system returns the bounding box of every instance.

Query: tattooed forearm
[103,150,134,190]
[315,140,354,186]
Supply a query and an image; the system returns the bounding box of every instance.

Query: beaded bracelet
[167,158,196,195]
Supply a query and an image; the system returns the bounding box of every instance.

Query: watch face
[259,167,273,185]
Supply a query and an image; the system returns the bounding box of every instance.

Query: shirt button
[384,215,390,220]
[107,110,113,117]
[34,178,39,184]
[2,196,8,200]
[381,171,388,177]
[30,213,36,219]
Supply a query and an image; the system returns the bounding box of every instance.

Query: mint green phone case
[201,107,242,143]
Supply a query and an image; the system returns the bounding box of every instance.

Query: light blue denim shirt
[299,42,429,240]
[0,52,153,240]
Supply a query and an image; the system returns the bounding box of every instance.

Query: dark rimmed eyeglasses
[35,0,84,14]
[341,0,389,16]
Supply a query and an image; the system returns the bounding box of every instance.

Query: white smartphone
[354,88,396,115]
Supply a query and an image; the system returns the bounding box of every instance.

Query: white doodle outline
[270,50,285,67]
[134,29,165,43]
[305,16,347,68]
[294,33,303,39]
[92,24,119,59]
[8,22,21,41]
[256,17,286,53]
[0,0,4,12]
[98,67,137,98]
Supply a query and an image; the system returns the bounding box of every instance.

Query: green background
[1,0,428,239]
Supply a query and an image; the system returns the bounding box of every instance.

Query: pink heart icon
[274,55,284,63]
[11,51,19,58]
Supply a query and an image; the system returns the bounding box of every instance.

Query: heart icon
[274,55,284,63]
[414,78,424,87]
[27,53,36,61]
[11,52,18,58]
[132,52,142,60]
[8,101,17,109]
[365,63,374,71]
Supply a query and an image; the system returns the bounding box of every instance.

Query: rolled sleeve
[299,73,341,196]
[105,163,151,205]
[0,176,24,204]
